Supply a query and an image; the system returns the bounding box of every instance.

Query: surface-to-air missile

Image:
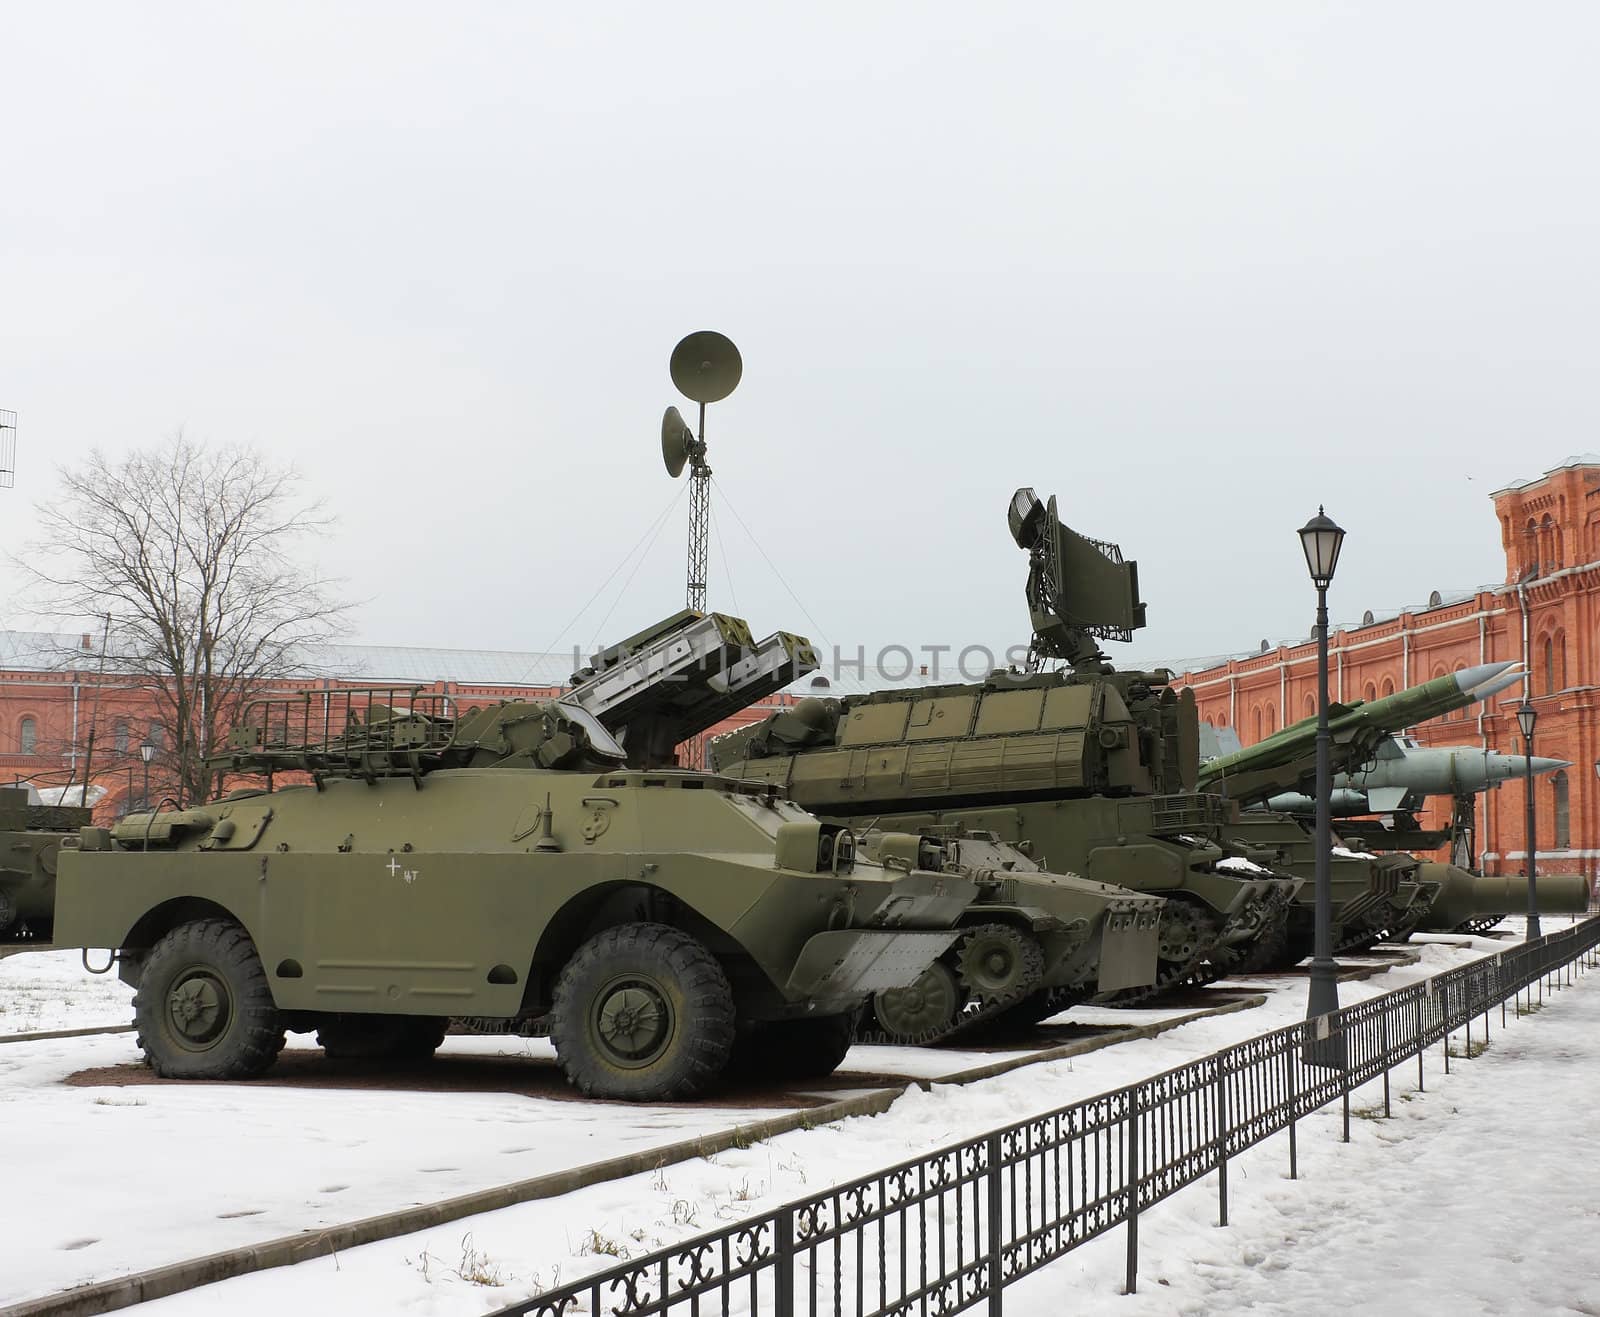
[561,608,1166,1043]
[1254,734,1571,818]
[51,688,1012,1101]
[1198,671,1589,942]
[1198,663,1530,804]
[713,490,1303,1005]
[0,785,91,945]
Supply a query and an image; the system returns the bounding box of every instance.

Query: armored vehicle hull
[852,831,1163,1043]
[0,788,89,943]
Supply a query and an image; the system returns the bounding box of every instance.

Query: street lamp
[1516,701,1541,941]
[1299,507,1346,1056]
[139,737,155,812]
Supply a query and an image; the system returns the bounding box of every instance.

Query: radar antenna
[662,331,742,612]
[1008,487,1146,672]
[0,409,15,489]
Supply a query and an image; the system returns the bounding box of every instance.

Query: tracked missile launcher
[713,492,1300,1000]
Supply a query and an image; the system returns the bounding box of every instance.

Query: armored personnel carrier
[52,689,995,1101]
[559,608,1166,1043]
[0,785,90,945]
[712,491,1299,998]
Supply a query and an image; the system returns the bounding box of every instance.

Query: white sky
[2,3,1595,671]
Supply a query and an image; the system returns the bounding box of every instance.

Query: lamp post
[1299,507,1346,1051]
[139,738,154,812]
[1516,702,1541,941]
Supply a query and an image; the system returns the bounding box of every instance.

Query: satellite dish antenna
[661,405,694,478]
[670,331,742,403]
[663,331,742,612]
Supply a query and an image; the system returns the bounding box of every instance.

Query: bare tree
[20,435,348,806]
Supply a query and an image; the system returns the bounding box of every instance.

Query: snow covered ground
[0,926,1553,1315]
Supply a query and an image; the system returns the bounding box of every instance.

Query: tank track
[1454,916,1506,936]
[853,923,1047,1047]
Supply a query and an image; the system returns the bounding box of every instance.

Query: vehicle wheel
[731,1012,857,1081]
[549,922,735,1101]
[133,918,284,1080]
[871,961,962,1042]
[317,1014,449,1061]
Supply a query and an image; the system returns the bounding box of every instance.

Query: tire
[133,918,284,1080]
[549,922,735,1101]
[317,1014,449,1061]
[730,1012,857,1082]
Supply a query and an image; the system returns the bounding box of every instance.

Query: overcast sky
[2,3,1595,675]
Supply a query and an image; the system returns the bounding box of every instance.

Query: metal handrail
[491,919,1600,1316]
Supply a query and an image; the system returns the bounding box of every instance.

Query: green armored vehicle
[53,690,994,1101]
[713,491,1298,999]
[558,607,1166,1043]
[0,785,90,945]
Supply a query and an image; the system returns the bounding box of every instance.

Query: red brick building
[1171,455,1600,880]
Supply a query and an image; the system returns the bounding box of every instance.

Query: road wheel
[134,918,284,1080]
[871,961,961,1042]
[731,1013,857,1081]
[549,922,735,1101]
[955,923,1045,1003]
[317,1015,449,1061]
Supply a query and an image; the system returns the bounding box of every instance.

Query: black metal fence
[494,920,1600,1317]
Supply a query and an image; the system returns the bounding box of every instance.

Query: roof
[1489,454,1600,498]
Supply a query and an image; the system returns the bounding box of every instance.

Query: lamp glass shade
[1516,703,1537,740]
[1298,509,1346,588]
[139,740,155,764]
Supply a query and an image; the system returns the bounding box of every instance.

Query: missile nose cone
[1453,660,1517,693]
[1465,667,1527,703]
[1489,753,1572,781]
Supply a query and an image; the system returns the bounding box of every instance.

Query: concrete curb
[0,1025,132,1046]
[0,994,1265,1317]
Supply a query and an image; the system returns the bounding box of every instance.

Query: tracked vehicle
[52,689,1000,1101]
[560,608,1166,1043]
[713,491,1300,999]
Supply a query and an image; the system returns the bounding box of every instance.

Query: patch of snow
[1,931,1536,1315]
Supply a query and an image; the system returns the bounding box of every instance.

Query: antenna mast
[0,409,16,488]
[663,332,742,613]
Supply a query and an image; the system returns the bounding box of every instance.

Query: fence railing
[494,919,1600,1317]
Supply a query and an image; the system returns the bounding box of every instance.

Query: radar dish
[662,406,693,478]
[670,331,742,404]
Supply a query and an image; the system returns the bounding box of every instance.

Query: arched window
[1542,514,1559,569]
[1526,518,1540,574]
[1253,707,1263,742]
[1544,636,1557,694]
[1266,702,1277,735]
[18,717,37,755]
[1304,693,1315,718]
[114,720,129,755]
[1554,770,1571,850]
[147,723,164,750]
[1380,677,1395,698]
[1217,712,1227,727]
[1363,682,1377,704]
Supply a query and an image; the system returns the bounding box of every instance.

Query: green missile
[1198,662,1524,805]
